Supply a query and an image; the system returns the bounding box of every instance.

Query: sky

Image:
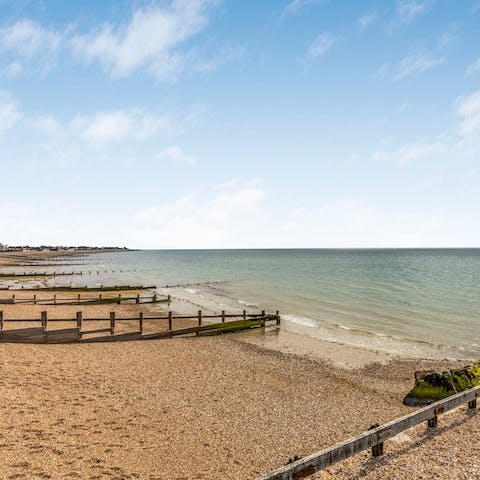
[0,0,479,249]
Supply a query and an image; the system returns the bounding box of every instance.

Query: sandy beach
[0,251,478,479]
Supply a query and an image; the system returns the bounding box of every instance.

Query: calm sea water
[46,249,480,359]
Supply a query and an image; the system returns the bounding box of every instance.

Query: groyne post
[0,311,3,331]
[76,312,82,331]
[197,311,202,336]
[139,312,144,334]
[110,312,115,335]
[41,311,47,334]
[168,311,173,330]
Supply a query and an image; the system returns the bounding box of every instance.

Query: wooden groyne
[0,285,156,292]
[0,310,280,343]
[0,293,170,306]
[256,385,479,480]
[0,271,82,278]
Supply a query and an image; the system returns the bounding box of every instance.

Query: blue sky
[0,0,479,248]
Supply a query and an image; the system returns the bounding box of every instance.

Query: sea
[39,249,480,360]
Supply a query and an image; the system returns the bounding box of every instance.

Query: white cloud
[1,60,22,77]
[158,145,196,165]
[281,0,327,18]
[72,0,218,79]
[457,89,480,136]
[358,11,379,30]
[0,19,61,57]
[0,19,63,75]
[373,141,448,165]
[0,91,22,133]
[129,178,265,248]
[466,57,480,76]
[73,110,172,146]
[395,51,444,79]
[307,33,337,59]
[397,1,433,21]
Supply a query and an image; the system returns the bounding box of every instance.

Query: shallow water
[41,249,480,359]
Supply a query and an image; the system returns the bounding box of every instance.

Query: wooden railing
[256,385,479,480]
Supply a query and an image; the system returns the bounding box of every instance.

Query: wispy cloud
[0,18,64,76]
[358,11,379,30]
[157,145,196,165]
[397,0,433,21]
[72,110,174,146]
[0,90,22,133]
[457,89,480,136]
[281,0,327,18]
[373,141,448,165]
[130,178,265,248]
[72,0,218,80]
[307,32,337,60]
[466,57,480,76]
[395,51,445,79]
[0,1,225,81]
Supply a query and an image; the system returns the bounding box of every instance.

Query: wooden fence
[0,293,171,306]
[0,310,280,343]
[256,385,480,480]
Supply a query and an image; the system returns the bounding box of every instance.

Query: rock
[403,360,480,406]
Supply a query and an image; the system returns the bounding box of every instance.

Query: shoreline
[1,248,474,370]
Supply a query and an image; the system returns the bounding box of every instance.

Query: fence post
[468,398,477,410]
[168,311,172,330]
[197,310,202,336]
[428,416,438,428]
[76,311,82,331]
[428,407,443,428]
[139,312,144,334]
[110,312,115,335]
[41,311,47,334]
[369,424,383,457]
[221,310,225,323]
[0,311,3,331]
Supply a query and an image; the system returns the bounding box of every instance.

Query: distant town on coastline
[0,244,128,252]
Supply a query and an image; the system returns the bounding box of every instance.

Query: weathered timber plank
[256,385,480,480]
